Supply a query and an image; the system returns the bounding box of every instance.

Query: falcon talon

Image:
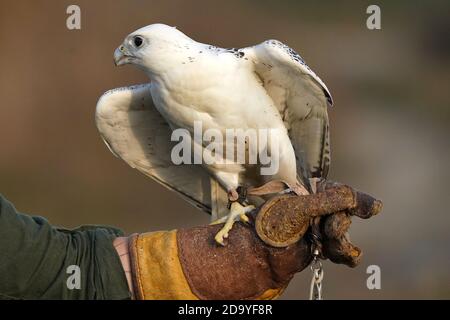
[209,216,228,225]
[240,213,250,223]
[214,231,228,246]
[214,202,254,245]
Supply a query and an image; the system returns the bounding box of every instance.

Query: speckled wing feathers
[243,40,332,183]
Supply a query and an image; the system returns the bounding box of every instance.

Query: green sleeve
[0,194,131,300]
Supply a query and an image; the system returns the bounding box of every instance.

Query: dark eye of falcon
[133,36,143,48]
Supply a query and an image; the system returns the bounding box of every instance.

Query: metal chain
[308,216,324,300]
[309,249,324,300]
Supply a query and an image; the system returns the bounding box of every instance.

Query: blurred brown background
[0,0,449,299]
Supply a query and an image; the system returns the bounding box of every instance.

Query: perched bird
[96,23,333,245]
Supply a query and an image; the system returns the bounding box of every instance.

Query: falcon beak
[114,46,133,66]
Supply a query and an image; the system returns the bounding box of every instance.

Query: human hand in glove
[115,181,382,300]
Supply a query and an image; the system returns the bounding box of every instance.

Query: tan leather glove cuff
[128,222,311,300]
[128,230,198,300]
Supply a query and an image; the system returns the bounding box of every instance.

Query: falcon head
[113,23,191,74]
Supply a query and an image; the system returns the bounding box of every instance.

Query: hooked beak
[114,45,134,66]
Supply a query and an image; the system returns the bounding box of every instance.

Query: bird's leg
[214,201,255,245]
[213,187,254,245]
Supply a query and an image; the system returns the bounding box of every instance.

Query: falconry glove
[125,181,382,300]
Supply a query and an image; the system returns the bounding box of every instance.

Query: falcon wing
[95,83,228,217]
[242,40,333,190]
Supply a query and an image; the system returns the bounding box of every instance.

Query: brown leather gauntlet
[128,181,381,300]
[128,221,311,300]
